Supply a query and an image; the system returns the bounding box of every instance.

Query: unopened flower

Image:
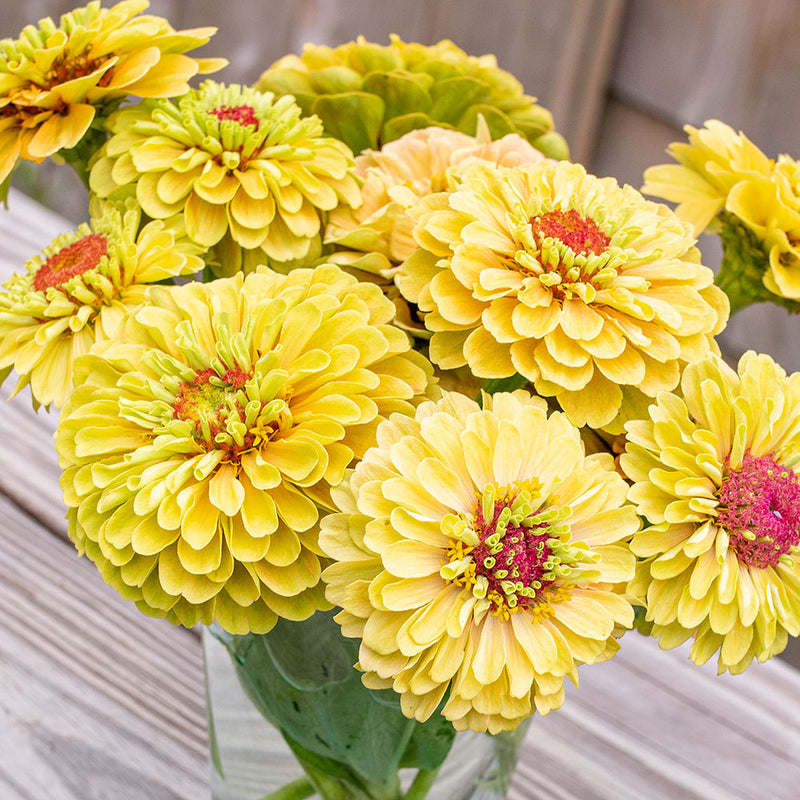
[55,265,438,634]
[396,160,728,432]
[0,202,203,408]
[321,390,637,733]
[621,351,800,674]
[89,80,360,269]
[0,0,225,185]
[256,35,568,158]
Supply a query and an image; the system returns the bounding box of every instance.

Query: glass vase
[204,611,526,800]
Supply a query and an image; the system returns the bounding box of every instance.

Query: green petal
[312,92,385,154]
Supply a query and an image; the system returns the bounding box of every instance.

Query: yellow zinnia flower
[641,119,774,235]
[55,265,438,635]
[621,351,800,674]
[89,80,360,271]
[0,201,203,408]
[0,0,225,185]
[396,160,729,432]
[320,390,638,733]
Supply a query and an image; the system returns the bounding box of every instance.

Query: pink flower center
[33,233,108,291]
[472,494,555,606]
[209,104,260,130]
[529,209,610,256]
[717,452,800,569]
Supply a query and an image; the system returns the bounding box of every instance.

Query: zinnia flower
[0,0,225,185]
[256,35,568,159]
[396,160,729,432]
[325,120,547,278]
[621,351,800,674]
[641,119,775,235]
[0,201,203,408]
[89,80,360,270]
[320,390,638,733]
[55,265,438,634]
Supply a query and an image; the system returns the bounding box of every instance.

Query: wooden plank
[610,0,800,158]
[0,191,75,538]
[511,631,800,800]
[0,492,207,800]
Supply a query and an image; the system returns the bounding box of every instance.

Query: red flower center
[33,233,108,291]
[717,452,800,569]
[173,367,273,460]
[529,209,610,256]
[209,104,260,130]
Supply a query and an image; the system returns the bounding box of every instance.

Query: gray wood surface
[3,1,800,795]
[2,181,800,800]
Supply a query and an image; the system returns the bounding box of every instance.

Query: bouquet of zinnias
[3,3,800,798]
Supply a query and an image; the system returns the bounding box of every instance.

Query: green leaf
[261,611,355,689]
[312,92,385,154]
[214,612,457,788]
[429,77,491,125]
[362,71,432,123]
[0,171,11,207]
[480,374,529,399]
[398,705,456,771]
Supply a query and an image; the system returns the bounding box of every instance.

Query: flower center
[209,104,260,130]
[441,482,590,618]
[32,233,108,291]
[45,54,105,87]
[529,209,610,256]
[717,452,800,569]
[173,366,288,460]
[521,209,617,302]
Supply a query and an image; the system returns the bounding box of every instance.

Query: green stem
[259,776,316,800]
[403,768,440,800]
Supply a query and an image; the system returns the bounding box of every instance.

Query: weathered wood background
[3,3,800,798]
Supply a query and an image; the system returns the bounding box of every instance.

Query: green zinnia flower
[256,35,568,158]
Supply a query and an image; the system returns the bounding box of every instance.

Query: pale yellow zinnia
[320,390,638,733]
[641,119,774,235]
[89,80,360,271]
[0,0,225,185]
[55,265,438,634]
[621,351,800,674]
[0,201,204,408]
[396,160,729,432]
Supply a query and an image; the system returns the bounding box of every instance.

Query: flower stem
[403,768,440,800]
[258,776,316,800]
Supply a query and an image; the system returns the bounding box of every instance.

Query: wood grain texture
[0,191,73,537]
[0,493,207,800]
